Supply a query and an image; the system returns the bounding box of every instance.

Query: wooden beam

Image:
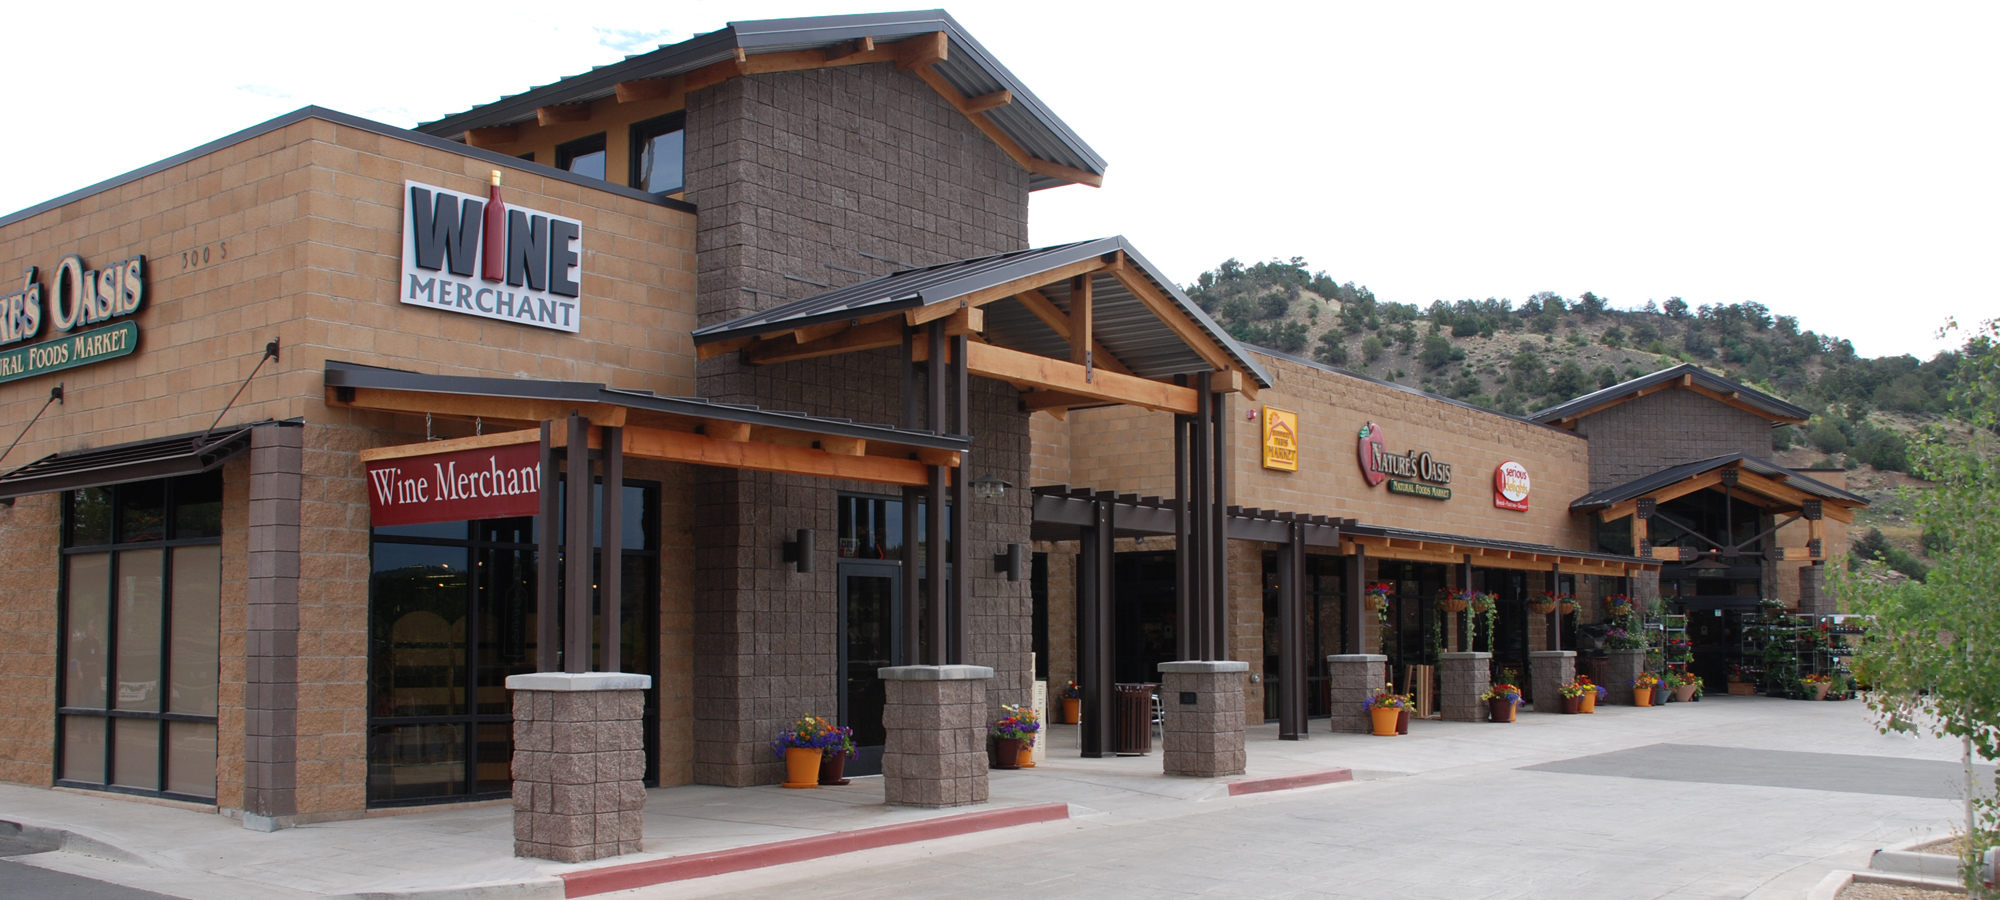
[819,436,866,456]
[743,318,904,365]
[1214,368,1259,400]
[702,420,751,442]
[359,428,540,463]
[915,448,961,467]
[1071,273,1093,368]
[825,36,874,62]
[1600,472,1724,522]
[894,31,948,70]
[696,335,756,360]
[329,387,627,428]
[906,301,974,328]
[614,77,684,104]
[1011,289,1131,376]
[1019,390,1104,411]
[536,103,592,126]
[964,89,1012,112]
[1104,259,1235,373]
[915,340,1199,414]
[953,254,1112,311]
[907,65,1105,188]
[616,425,935,486]
[464,125,519,148]
[1633,516,1649,556]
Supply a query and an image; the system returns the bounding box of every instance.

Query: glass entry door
[838,561,901,777]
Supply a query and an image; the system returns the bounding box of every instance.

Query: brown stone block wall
[1574,387,1775,491]
[1158,666,1246,777]
[881,676,989,809]
[511,688,647,862]
[0,493,60,787]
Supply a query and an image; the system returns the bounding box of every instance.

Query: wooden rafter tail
[536,103,592,125]
[963,89,1012,112]
[894,31,948,70]
[464,125,519,147]
[614,76,686,104]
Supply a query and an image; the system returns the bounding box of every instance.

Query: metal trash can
[1114,683,1156,756]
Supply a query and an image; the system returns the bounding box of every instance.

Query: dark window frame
[364,477,661,808]
[555,133,608,180]
[54,472,224,804]
[628,112,686,196]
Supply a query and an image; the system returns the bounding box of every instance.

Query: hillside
[1184,256,1989,580]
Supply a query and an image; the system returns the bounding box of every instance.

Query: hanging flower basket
[1558,598,1578,615]
[1439,589,1473,614]
[1528,592,1559,615]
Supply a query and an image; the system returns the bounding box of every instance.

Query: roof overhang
[413,10,1106,191]
[1572,454,1867,525]
[691,237,1272,418]
[1529,364,1811,428]
[325,361,966,486]
[0,423,268,501]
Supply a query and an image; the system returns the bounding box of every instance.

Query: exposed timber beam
[464,125,520,148]
[1012,288,1131,376]
[536,103,592,125]
[914,340,1198,414]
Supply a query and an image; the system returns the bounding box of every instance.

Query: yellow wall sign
[1261,407,1300,471]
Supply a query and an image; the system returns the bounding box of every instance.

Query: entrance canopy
[325,360,966,486]
[1572,453,1866,563]
[0,422,265,500]
[692,237,1272,416]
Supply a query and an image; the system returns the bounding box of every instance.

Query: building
[0,8,1862,852]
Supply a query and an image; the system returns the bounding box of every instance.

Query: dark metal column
[563,414,594,673]
[1547,564,1562,653]
[1190,374,1213,660]
[1458,556,1473,653]
[924,321,947,665]
[1345,542,1366,655]
[1078,494,1116,758]
[900,327,922,667]
[1173,401,1193,661]
[1209,388,1229,662]
[949,333,970,665]
[599,425,624,672]
[537,421,560,672]
[1277,520,1306,740]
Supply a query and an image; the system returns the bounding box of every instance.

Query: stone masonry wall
[684,64,1033,786]
[1574,388,1775,491]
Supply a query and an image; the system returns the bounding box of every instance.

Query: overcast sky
[7,2,1992,360]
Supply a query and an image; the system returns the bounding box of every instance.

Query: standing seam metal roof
[689,237,1274,388]
[413,10,1105,190]
[1528,363,1811,424]
[1567,453,1868,512]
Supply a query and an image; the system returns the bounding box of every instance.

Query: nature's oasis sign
[1356,422,1453,500]
[401,179,584,333]
[0,254,145,385]
[367,439,541,526]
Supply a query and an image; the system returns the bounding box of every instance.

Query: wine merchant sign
[367,439,542,527]
[0,254,146,385]
[401,178,584,333]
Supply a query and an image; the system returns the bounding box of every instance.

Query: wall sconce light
[992,542,1023,582]
[782,529,815,573]
[970,474,1011,501]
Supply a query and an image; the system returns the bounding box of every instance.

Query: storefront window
[557,134,607,181]
[365,480,658,807]
[630,112,685,196]
[57,473,223,802]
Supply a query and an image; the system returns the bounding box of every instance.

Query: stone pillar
[507,673,652,863]
[1607,649,1646,706]
[880,665,992,809]
[243,423,302,832]
[1157,661,1248,777]
[1439,652,1490,722]
[1529,651,1576,713]
[1326,654,1386,733]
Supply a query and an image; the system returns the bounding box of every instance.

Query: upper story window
[556,134,607,180]
[630,112,685,196]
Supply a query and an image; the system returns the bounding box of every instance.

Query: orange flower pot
[1634,687,1654,707]
[782,747,821,788]
[1369,706,1401,736]
[1580,692,1597,713]
[1062,697,1081,724]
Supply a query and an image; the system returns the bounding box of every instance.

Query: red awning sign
[367,439,541,526]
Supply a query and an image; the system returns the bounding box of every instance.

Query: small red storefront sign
[367,439,541,526]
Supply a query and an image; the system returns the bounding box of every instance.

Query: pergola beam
[915,340,1199,414]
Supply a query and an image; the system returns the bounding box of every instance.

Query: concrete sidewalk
[0,696,1963,900]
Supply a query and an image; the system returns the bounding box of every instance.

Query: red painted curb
[561,801,1071,897]
[1226,768,1354,796]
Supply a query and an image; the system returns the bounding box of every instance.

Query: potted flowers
[819,723,857,785]
[1480,683,1522,722]
[1801,672,1832,701]
[1670,670,1701,703]
[1604,593,1634,619]
[1060,681,1081,724]
[1574,675,1606,713]
[1631,672,1663,707]
[1528,591,1560,616]
[1556,681,1588,714]
[1364,685,1412,736]
[1440,589,1474,613]
[990,704,1040,769]
[771,715,842,788]
[1726,665,1758,695]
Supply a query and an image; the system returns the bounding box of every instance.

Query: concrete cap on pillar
[1530,651,1578,658]
[1326,654,1387,663]
[877,665,995,681]
[504,672,653,691]
[1439,652,1492,660]
[1158,660,1250,674]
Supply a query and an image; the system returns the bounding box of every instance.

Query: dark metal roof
[690,237,1274,387]
[1528,363,1811,425]
[0,106,694,232]
[413,10,1106,191]
[1568,453,1869,513]
[0,422,270,500]
[323,360,969,450]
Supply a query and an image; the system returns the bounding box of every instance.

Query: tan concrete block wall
[1028,413,1071,488]
[216,458,250,811]
[0,493,60,786]
[0,116,699,468]
[652,460,696,788]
